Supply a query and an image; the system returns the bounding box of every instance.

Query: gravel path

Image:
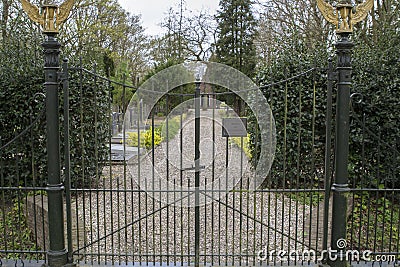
[75,109,311,265]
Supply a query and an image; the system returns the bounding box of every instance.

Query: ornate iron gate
[60,60,335,266]
[1,14,399,267]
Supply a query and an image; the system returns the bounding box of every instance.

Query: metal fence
[1,54,399,267]
[60,62,332,266]
[0,93,48,264]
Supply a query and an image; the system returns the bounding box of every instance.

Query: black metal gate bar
[62,58,73,263]
[194,77,201,266]
[322,58,334,258]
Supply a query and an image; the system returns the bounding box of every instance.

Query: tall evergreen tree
[214,0,257,78]
[214,0,257,115]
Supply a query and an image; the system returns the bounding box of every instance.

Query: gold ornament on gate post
[20,0,74,33]
[316,0,373,33]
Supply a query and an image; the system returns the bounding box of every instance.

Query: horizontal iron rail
[70,188,327,193]
[260,68,316,89]
[68,67,137,89]
[72,252,400,257]
[0,250,47,254]
[0,187,48,191]
[347,188,400,192]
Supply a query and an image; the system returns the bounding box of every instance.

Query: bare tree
[254,0,334,64]
[158,3,216,62]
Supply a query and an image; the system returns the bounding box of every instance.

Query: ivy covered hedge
[0,37,111,191]
[0,35,47,190]
[66,68,111,188]
[250,33,400,189]
[250,42,330,189]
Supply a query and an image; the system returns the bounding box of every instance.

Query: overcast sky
[118,0,220,36]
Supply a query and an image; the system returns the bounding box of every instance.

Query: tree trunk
[1,0,11,42]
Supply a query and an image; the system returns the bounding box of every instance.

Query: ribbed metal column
[43,33,68,267]
[329,33,353,267]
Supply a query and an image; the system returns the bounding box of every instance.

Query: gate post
[20,1,74,266]
[43,32,68,267]
[330,32,353,267]
[316,1,373,266]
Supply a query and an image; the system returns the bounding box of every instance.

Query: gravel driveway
[75,109,311,265]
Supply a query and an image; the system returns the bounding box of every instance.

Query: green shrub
[0,200,42,259]
[144,127,162,149]
[127,132,145,147]
[127,127,162,149]
[348,193,399,251]
[230,134,252,159]
[251,41,328,189]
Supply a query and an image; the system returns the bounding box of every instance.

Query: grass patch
[287,191,325,206]
[348,193,400,252]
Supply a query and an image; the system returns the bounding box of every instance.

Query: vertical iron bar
[194,78,201,267]
[79,57,86,263]
[310,69,317,254]
[180,86,184,265]
[137,98,142,264]
[358,112,366,251]
[295,75,302,257]
[130,87,135,264]
[88,65,95,264]
[329,33,353,267]
[93,63,101,264]
[282,69,288,253]
[0,138,6,255]
[211,90,216,265]
[30,112,39,261]
[151,109,155,264]
[122,76,128,264]
[105,80,112,265]
[267,84,274,266]
[254,83,260,265]
[62,58,73,263]
[166,92,170,265]
[323,58,334,259]
[109,80,114,265]
[42,33,67,267]
[225,137,229,266]
[373,130,381,254]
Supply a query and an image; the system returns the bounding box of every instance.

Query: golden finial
[20,0,74,33]
[316,0,373,33]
